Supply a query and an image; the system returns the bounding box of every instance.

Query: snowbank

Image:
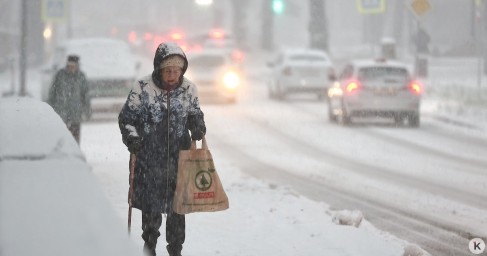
[0,97,143,256]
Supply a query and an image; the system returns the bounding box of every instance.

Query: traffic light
[272,0,284,14]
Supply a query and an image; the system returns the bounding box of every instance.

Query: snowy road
[81,76,487,255]
[200,81,487,255]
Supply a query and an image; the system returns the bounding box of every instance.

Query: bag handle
[190,136,208,150]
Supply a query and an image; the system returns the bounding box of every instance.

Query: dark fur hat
[67,55,79,63]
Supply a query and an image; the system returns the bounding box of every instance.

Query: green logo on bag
[195,170,213,191]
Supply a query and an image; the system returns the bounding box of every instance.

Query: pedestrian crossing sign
[42,0,69,23]
[357,0,385,14]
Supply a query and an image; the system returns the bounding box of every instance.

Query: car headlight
[327,81,343,97]
[223,71,240,89]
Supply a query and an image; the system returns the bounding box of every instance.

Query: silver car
[327,59,422,127]
[268,49,335,100]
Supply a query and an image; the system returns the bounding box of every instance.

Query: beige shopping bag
[173,137,229,214]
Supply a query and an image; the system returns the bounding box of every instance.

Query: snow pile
[0,96,143,256]
[332,209,364,227]
[0,97,82,160]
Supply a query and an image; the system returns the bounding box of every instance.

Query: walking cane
[128,153,136,234]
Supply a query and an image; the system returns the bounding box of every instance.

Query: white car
[327,59,422,127]
[186,50,241,103]
[267,49,335,100]
[0,97,143,256]
[41,38,140,115]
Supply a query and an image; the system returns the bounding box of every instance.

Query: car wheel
[328,104,337,123]
[408,112,420,127]
[276,85,287,101]
[394,114,404,126]
[340,100,352,125]
[342,112,352,125]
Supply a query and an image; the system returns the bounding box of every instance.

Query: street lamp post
[19,0,28,96]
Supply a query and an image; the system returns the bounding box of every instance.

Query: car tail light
[128,31,137,44]
[345,80,361,94]
[170,31,185,41]
[209,29,225,39]
[408,80,422,95]
[232,49,245,63]
[144,33,153,41]
[283,67,292,76]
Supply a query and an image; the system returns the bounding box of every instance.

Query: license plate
[374,87,396,96]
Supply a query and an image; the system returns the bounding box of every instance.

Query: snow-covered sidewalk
[81,121,408,256]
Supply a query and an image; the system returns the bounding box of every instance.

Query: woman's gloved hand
[191,128,204,141]
[127,136,142,153]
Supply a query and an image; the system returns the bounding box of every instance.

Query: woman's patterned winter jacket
[118,43,206,213]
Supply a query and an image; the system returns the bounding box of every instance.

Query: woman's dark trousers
[142,211,185,256]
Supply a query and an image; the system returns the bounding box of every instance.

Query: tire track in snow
[360,128,487,175]
[284,100,487,176]
[231,105,487,210]
[418,117,487,149]
[205,102,487,244]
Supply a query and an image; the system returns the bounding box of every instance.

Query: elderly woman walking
[118,42,206,256]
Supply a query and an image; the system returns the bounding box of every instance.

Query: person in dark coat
[48,55,90,144]
[118,42,206,256]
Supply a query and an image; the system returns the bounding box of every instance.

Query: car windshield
[358,67,409,85]
[289,54,328,62]
[190,55,226,68]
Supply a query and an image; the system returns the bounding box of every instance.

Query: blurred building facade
[0,0,485,70]
[0,0,44,68]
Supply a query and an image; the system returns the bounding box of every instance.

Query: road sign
[410,0,431,17]
[42,0,68,23]
[357,0,385,14]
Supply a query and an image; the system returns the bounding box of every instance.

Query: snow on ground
[1,52,487,255]
[0,78,408,255]
[0,98,407,256]
[81,121,406,256]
